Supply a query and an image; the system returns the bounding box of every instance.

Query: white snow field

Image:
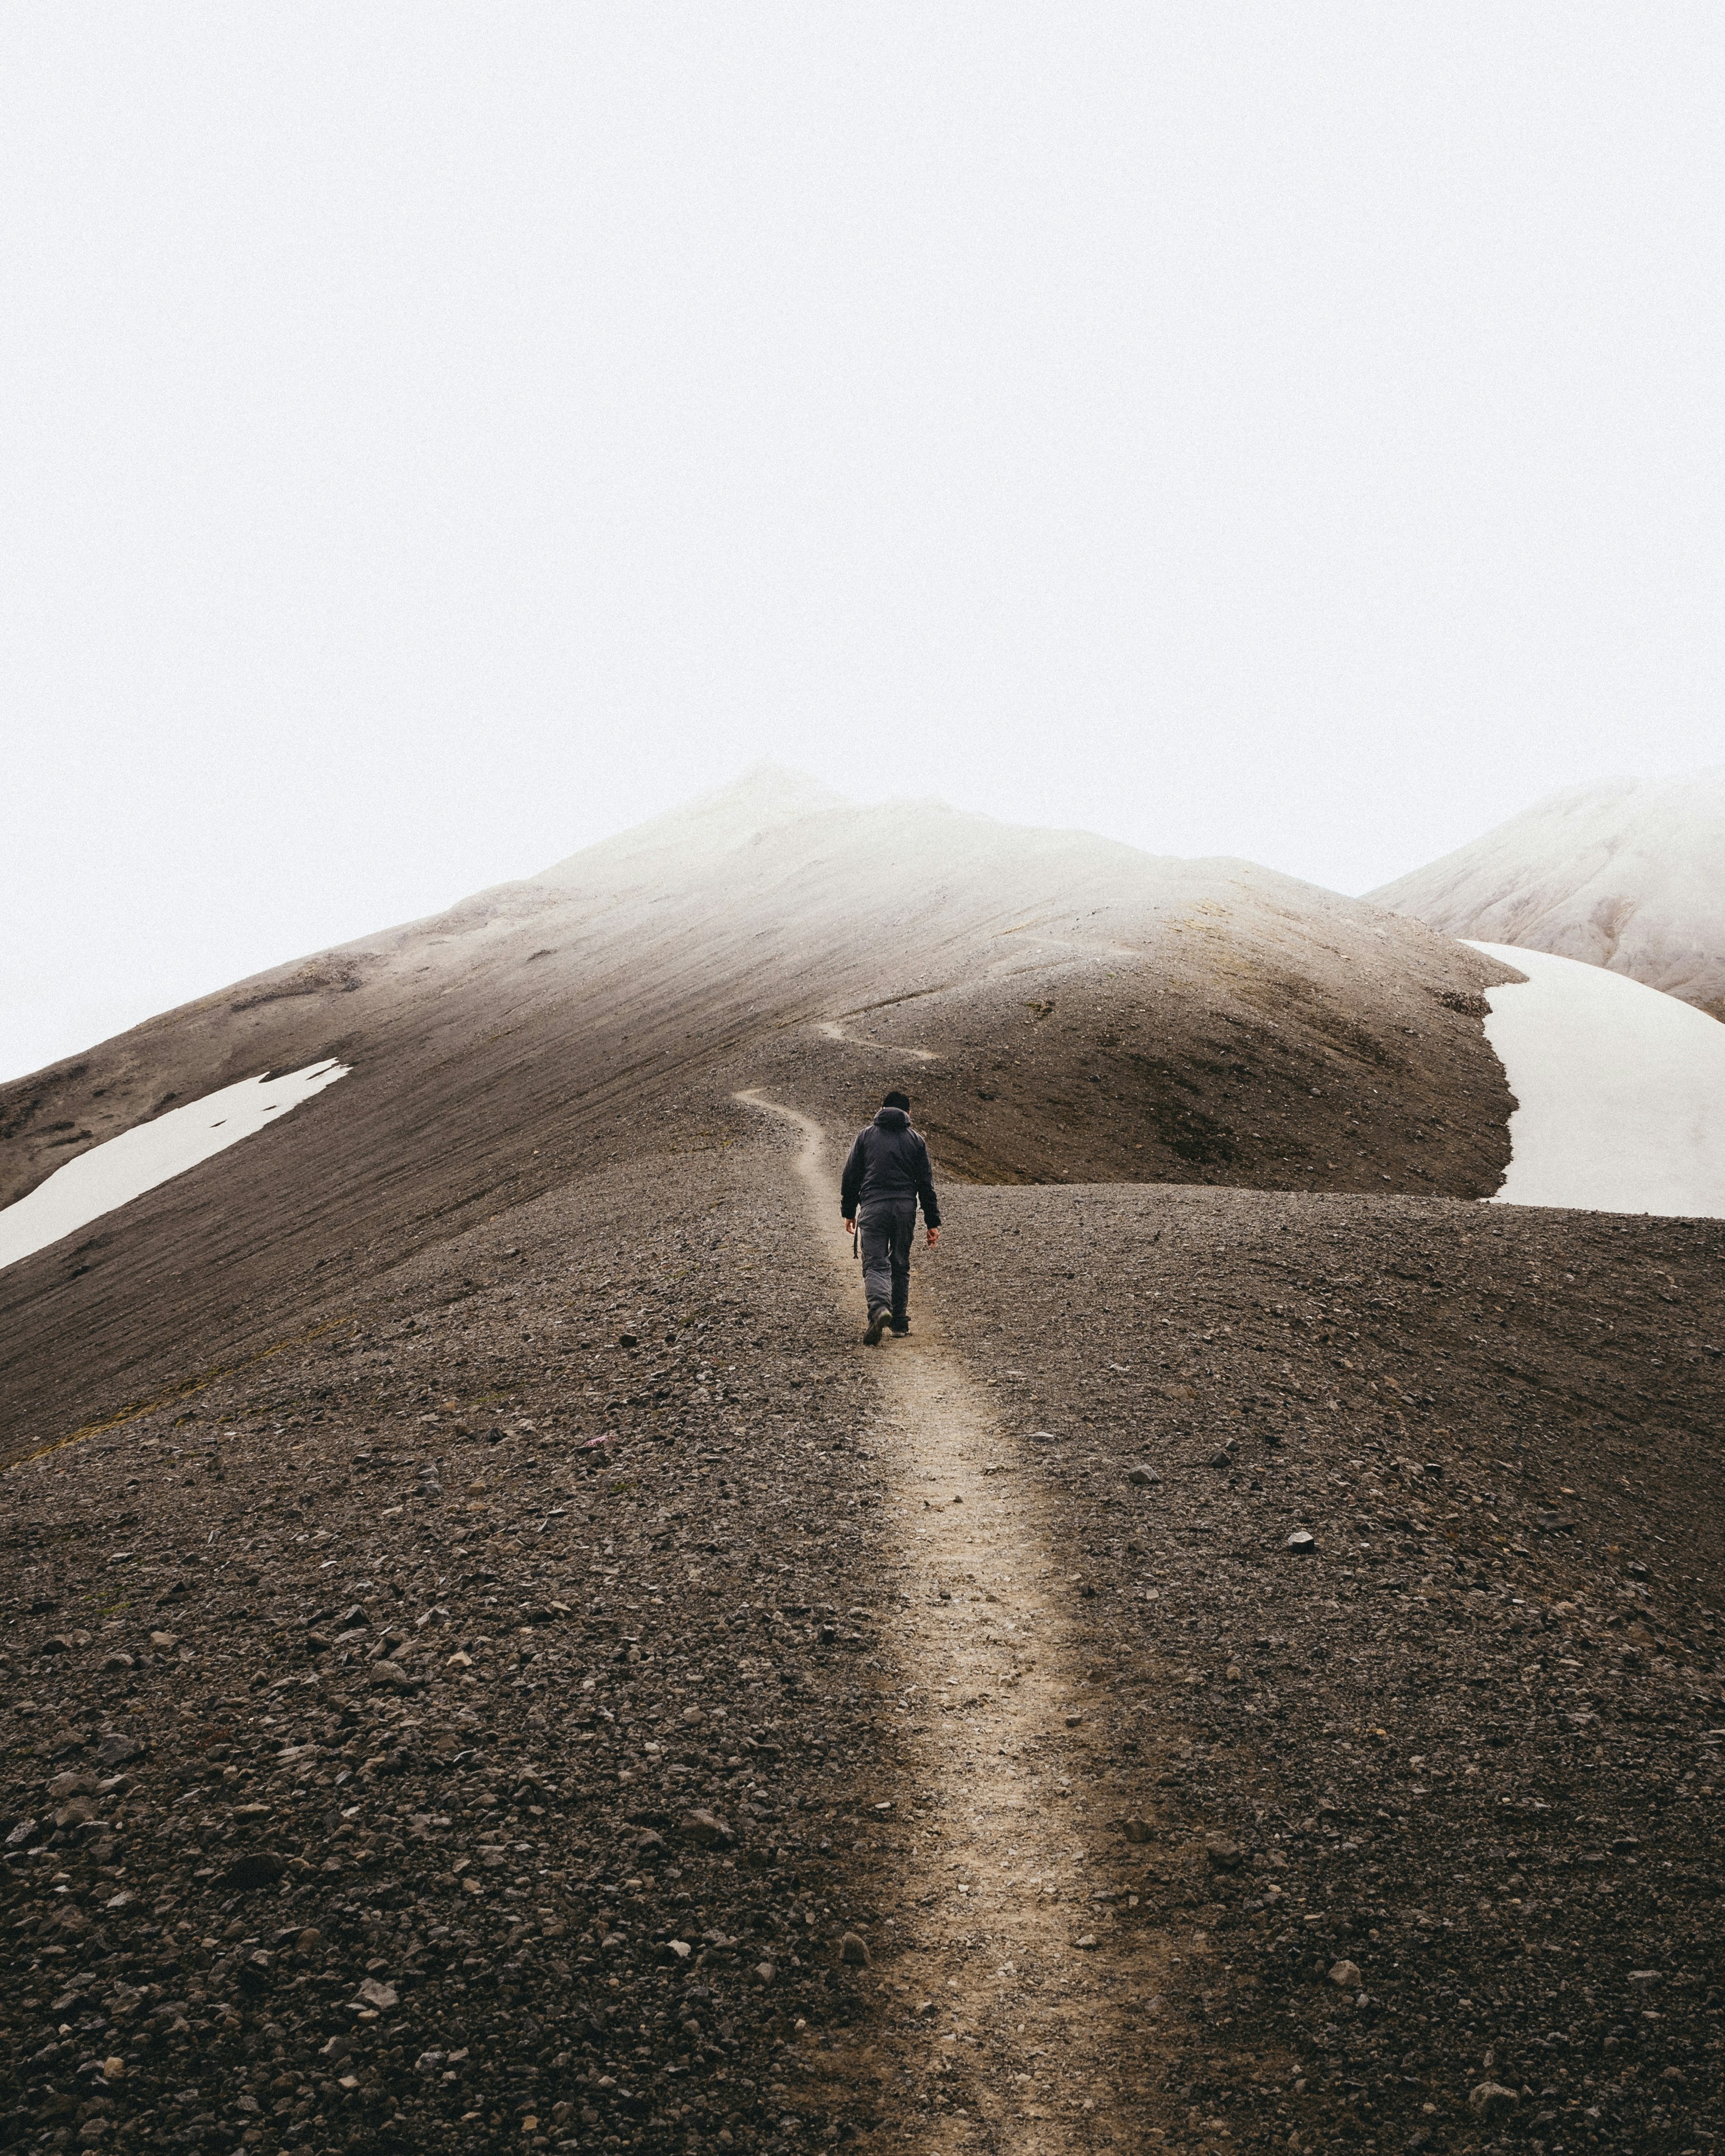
[1469,943,1725,1217]
[0,1059,349,1271]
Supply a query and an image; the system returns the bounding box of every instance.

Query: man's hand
[845,1217,856,1236]
[926,1226,939,1248]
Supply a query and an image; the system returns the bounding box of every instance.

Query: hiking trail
[812,1020,940,1063]
[737,1091,1177,2152]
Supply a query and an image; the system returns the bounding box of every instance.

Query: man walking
[841,1090,941,1345]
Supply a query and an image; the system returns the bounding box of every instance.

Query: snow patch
[0,1059,350,1271]
[1469,943,1725,1217]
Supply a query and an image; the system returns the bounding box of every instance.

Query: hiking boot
[889,1315,911,1336]
[864,1307,890,1346]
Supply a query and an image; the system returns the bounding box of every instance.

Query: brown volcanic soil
[2,1087,1722,2156]
[1,1138,913,2156]
[0,774,1515,1454]
[4,777,1717,2156]
[932,1183,1725,2154]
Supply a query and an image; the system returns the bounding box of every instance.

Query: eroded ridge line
[736,1091,1174,2153]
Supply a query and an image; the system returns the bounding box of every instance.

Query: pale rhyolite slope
[1370,770,1725,1019]
[1472,943,1725,1218]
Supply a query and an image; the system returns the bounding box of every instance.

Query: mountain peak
[529,764,851,886]
[697,762,852,822]
[668,761,853,840]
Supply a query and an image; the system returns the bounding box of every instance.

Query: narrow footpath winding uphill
[1,1093,1721,2156]
[0,770,1518,1458]
[737,1091,1176,2154]
[1,777,1722,2155]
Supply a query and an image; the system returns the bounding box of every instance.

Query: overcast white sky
[3,4,1722,1083]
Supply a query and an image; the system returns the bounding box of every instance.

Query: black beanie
[882,1090,911,1112]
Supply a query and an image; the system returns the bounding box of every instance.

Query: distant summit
[1369,768,1725,1020]
[534,763,851,884]
[665,761,852,836]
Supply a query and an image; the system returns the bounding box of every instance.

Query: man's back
[841,1106,941,1222]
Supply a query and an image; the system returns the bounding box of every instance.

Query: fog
[4,6,1722,1080]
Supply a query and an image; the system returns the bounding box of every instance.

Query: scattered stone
[1468,2083,1519,2120]
[219,1850,286,1890]
[838,1931,871,1966]
[1205,1838,1245,1870]
[1284,1530,1316,1554]
[3,1101,1714,2155]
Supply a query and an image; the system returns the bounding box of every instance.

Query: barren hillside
[3,776,1718,2156]
[0,771,1513,1453]
[1,1127,1719,2156]
[1369,769,1725,1019]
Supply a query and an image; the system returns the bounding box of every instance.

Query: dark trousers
[858,1198,917,1319]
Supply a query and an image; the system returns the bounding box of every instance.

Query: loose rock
[1469,2083,1519,2120]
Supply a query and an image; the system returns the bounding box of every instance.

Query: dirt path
[812,1019,941,1062]
[982,927,1144,976]
[739,1092,1176,2152]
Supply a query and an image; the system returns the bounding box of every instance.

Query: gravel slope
[1,1130,912,2156]
[6,1118,1722,2156]
[933,1182,1725,2154]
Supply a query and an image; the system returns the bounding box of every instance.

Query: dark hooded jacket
[840,1107,941,1226]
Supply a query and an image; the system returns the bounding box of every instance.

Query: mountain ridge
[1,772,1514,1452]
[2,770,1721,2154]
[1369,765,1725,1018]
